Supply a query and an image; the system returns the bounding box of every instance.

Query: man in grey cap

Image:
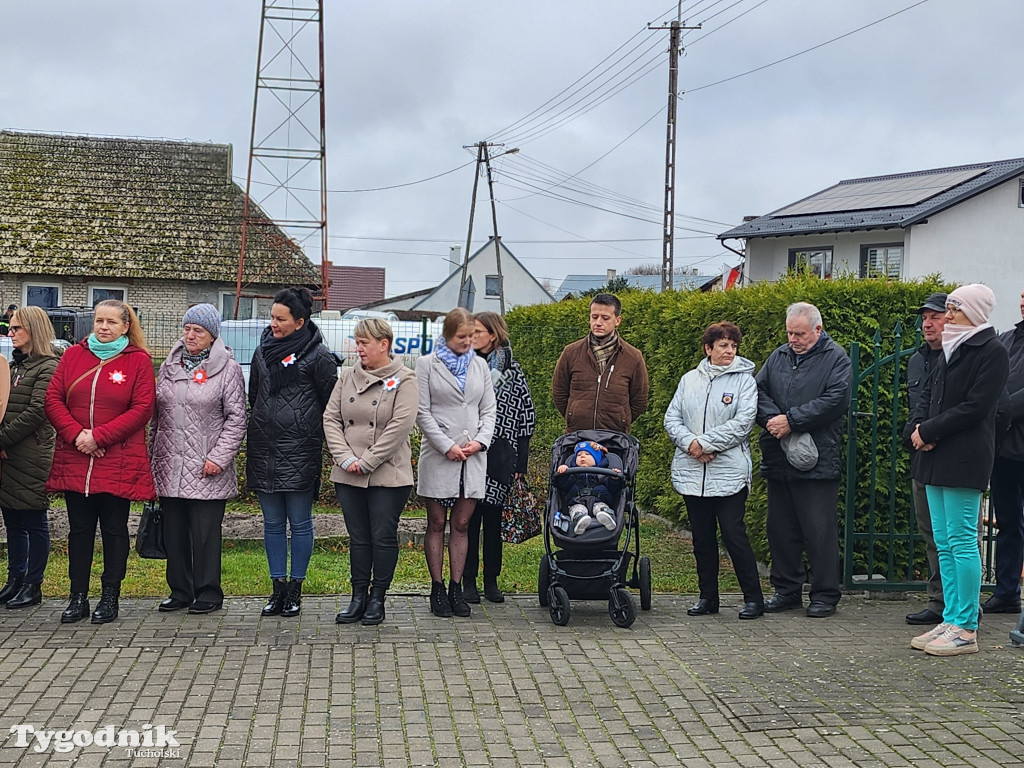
[756,302,852,618]
[904,292,949,625]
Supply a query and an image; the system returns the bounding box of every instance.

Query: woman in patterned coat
[463,311,535,604]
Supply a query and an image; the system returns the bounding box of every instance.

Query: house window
[89,285,127,305]
[788,248,833,279]
[860,244,904,278]
[1019,179,1024,208]
[24,283,61,308]
[485,275,501,298]
[220,292,257,320]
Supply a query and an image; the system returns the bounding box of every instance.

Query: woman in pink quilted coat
[149,304,247,615]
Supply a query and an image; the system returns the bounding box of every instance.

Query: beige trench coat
[415,353,496,500]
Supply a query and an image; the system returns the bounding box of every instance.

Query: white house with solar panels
[718,158,1024,332]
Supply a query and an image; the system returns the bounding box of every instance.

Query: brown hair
[94,299,149,351]
[702,321,742,350]
[441,307,474,341]
[473,311,509,347]
[11,306,56,358]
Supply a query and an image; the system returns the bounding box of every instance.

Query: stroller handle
[554,466,623,479]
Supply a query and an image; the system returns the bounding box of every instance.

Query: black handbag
[135,500,167,559]
[486,435,517,485]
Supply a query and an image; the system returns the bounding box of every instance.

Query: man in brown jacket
[552,293,649,434]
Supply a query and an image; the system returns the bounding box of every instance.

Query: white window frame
[220,292,258,320]
[788,248,833,279]
[88,284,128,306]
[484,274,501,298]
[1019,178,1024,208]
[859,244,904,279]
[23,282,62,308]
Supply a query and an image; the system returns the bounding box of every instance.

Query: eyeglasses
[8,325,23,333]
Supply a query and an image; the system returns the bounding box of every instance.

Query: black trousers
[66,492,130,594]
[684,489,763,603]
[990,457,1024,602]
[1,508,50,585]
[161,496,226,605]
[766,478,842,606]
[335,484,411,591]
[465,501,503,582]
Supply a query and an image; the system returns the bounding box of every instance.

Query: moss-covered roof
[0,130,320,285]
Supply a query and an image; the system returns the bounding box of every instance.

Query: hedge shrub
[507,272,950,571]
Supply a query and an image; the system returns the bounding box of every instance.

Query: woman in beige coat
[324,318,418,626]
[416,308,496,618]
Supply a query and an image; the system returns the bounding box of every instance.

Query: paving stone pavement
[0,594,1022,767]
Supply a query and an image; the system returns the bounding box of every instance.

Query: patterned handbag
[501,475,543,544]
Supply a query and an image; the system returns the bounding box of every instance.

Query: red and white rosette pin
[193,370,208,384]
[108,370,127,385]
[383,375,400,391]
[281,353,296,367]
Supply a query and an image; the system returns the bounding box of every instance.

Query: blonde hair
[442,307,474,340]
[11,306,56,358]
[354,318,394,351]
[94,299,149,351]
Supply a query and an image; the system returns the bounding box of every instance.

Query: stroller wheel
[538,556,551,607]
[639,556,652,611]
[609,587,636,628]
[549,586,570,626]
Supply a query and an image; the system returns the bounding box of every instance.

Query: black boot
[430,580,452,617]
[262,579,287,616]
[6,583,42,609]
[483,577,505,604]
[91,583,120,624]
[61,593,90,624]
[449,579,471,618]
[463,578,481,604]
[362,587,387,626]
[280,579,303,618]
[0,576,25,604]
[336,588,368,624]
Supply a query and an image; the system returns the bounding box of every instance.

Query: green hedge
[506,272,950,569]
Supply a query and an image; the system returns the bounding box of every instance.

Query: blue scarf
[435,335,474,392]
[87,333,129,360]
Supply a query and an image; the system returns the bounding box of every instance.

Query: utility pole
[649,15,699,292]
[460,141,518,314]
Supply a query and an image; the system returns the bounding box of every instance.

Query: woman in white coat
[664,322,764,620]
[416,308,496,618]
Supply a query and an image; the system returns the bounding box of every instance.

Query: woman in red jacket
[44,299,156,624]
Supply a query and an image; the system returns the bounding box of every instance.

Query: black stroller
[538,429,651,627]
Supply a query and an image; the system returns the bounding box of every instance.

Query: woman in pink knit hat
[908,283,1009,656]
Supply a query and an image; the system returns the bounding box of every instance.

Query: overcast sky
[3,0,1023,297]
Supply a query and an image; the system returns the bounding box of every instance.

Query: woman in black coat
[909,284,1009,657]
[247,287,338,617]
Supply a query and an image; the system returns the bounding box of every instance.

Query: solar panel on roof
[774,168,988,216]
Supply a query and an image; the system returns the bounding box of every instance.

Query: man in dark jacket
[552,293,649,434]
[904,292,949,625]
[983,288,1024,615]
[756,302,852,618]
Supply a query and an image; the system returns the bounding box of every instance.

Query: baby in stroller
[554,440,623,534]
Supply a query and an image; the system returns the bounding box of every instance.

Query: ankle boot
[280,579,303,617]
[262,579,288,616]
[61,592,90,624]
[430,580,452,617]
[362,587,387,626]
[448,579,471,618]
[0,576,25,604]
[336,588,368,624]
[462,578,481,604]
[91,583,120,624]
[483,577,505,604]
[6,583,42,609]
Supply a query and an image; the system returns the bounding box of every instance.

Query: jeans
[162,497,226,605]
[65,492,130,594]
[1,508,50,585]
[465,501,504,582]
[684,488,763,604]
[258,490,316,581]
[989,457,1024,602]
[926,485,982,631]
[334,484,410,591]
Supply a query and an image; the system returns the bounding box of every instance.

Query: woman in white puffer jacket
[664,321,764,620]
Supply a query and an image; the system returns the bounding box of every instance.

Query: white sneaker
[573,513,592,534]
[593,503,616,530]
[924,625,979,656]
[910,622,950,650]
